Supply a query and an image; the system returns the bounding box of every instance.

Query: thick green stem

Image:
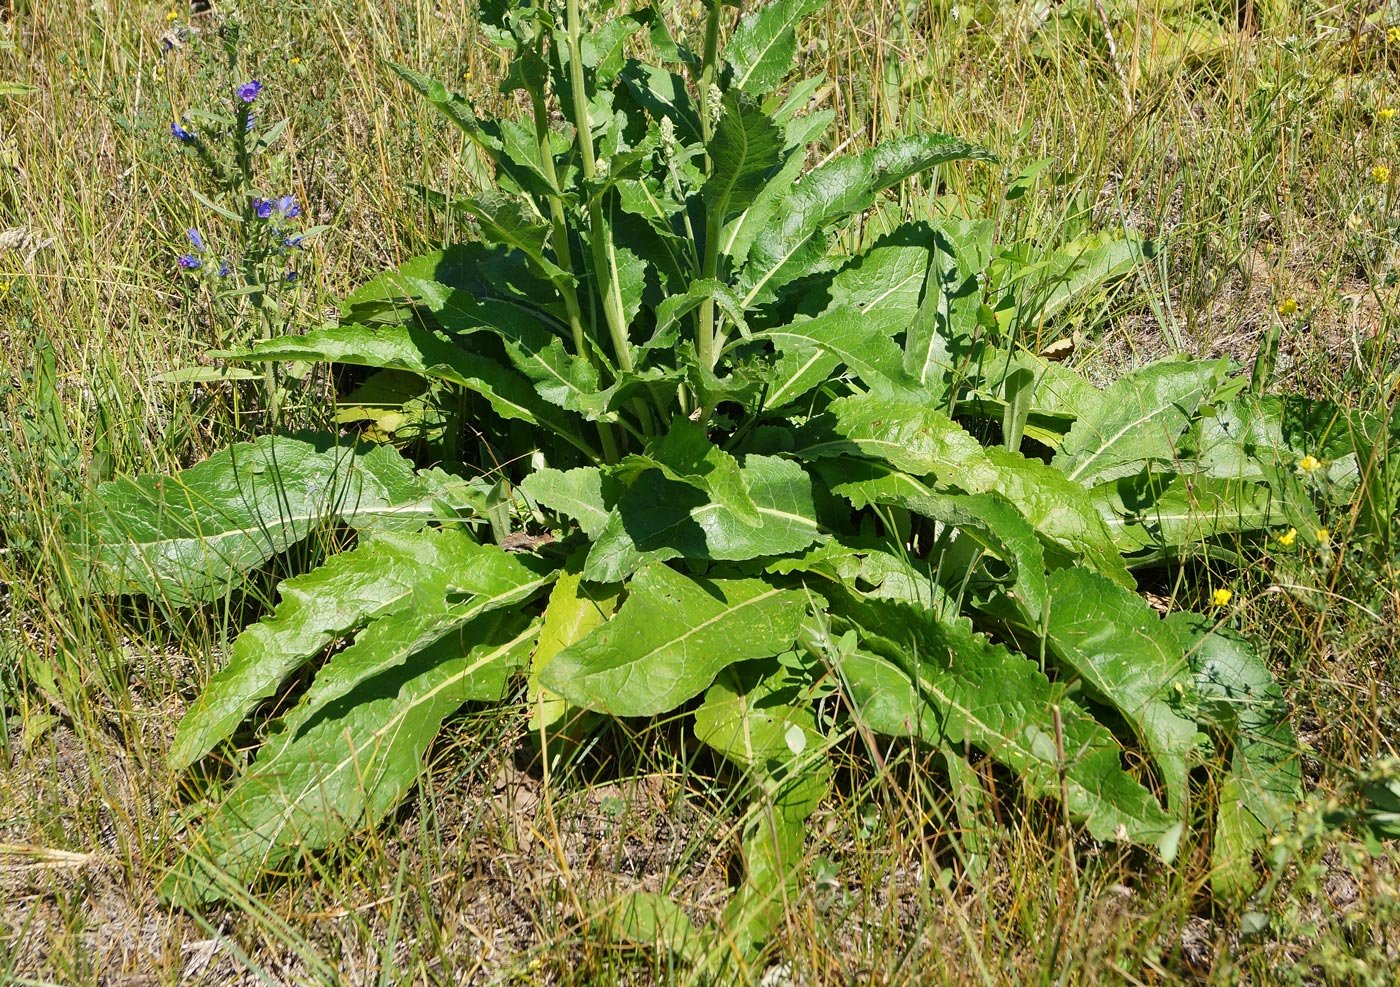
[697,208,723,373]
[528,80,620,463]
[565,0,633,377]
[694,1,727,387]
[698,1,724,151]
[530,87,589,363]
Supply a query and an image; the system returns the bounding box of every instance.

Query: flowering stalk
[695,0,726,377]
[525,27,620,463]
[564,0,631,378]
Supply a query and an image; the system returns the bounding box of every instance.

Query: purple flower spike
[277,195,300,218]
[171,120,196,142]
[236,80,263,103]
[217,260,232,277]
[245,113,256,132]
[177,254,201,270]
[253,198,275,219]
[282,234,305,249]
[187,228,204,250]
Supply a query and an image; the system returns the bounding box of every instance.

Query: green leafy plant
[65,0,1362,958]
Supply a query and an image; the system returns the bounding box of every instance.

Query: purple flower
[245,113,255,132]
[253,198,275,219]
[217,260,232,277]
[236,80,263,103]
[187,228,204,250]
[285,270,298,282]
[276,195,300,218]
[177,254,201,270]
[171,120,196,142]
[282,234,305,249]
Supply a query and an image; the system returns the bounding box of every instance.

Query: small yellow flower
[1372,165,1392,184]
[289,56,302,66]
[1298,454,1321,472]
[1315,528,1330,544]
[0,279,10,300]
[165,9,179,21]
[1390,26,1400,44]
[1211,588,1233,608]
[1278,527,1297,547]
[1276,298,1298,317]
[1381,108,1397,121]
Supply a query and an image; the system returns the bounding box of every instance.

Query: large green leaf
[983,447,1135,587]
[813,226,939,335]
[163,610,540,905]
[907,491,1050,621]
[1021,233,1148,328]
[527,563,620,733]
[1043,567,1197,813]
[758,308,909,405]
[1169,613,1300,900]
[447,190,571,284]
[760,231,936,408]
[619,419,760,526]
[828,594,1176,847]
[701,90,784,223]
[719,109,834,271]
[72,435,447,605]
[170,528,552,770]
[539,565,809,717]
[740,135,996,305]
[618,60,703,145]
[798,385,999,490]
[770,538,954,617]
[723,0,824,95]
[1051,359,1226,487]
[1089,473,1280,559]
[903,223,986,391]
[520,466,613,539]
[583,454,820,582]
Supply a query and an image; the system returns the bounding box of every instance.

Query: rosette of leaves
[63,0,1324,946]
